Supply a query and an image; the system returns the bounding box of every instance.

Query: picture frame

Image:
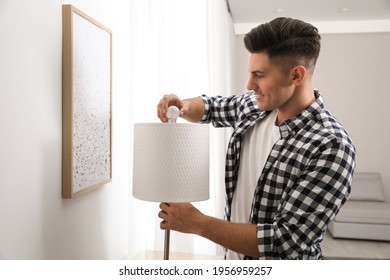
[62,5,112,199]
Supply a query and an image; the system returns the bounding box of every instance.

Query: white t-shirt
[227,110,280,260]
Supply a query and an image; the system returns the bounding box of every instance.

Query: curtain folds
[129,0,235,258]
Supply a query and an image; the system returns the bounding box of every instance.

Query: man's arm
[159,202,259,258]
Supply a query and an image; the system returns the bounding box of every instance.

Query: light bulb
[167,106,180,123]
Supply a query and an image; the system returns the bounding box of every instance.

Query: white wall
[0,0,131,259]
[235,32,390,201]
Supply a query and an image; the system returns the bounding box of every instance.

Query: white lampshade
[132,123,209,202]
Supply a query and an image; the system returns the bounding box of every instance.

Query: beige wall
[235,32,390,201]
[0,0,131,259]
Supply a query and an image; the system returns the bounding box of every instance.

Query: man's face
[247,52,295,112]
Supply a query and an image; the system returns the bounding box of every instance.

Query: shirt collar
[278,90,323,138]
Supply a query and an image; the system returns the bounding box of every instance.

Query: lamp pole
[163,106,178,260]
[164,229,170,260]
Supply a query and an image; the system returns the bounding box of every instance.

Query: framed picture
[62,5,112,198]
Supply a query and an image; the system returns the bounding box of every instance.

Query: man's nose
[246,76,257,91]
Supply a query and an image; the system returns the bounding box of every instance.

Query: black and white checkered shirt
[200,90,356,259]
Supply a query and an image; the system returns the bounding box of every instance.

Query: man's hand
[157,94,205,123]
[157,94,187,123]
[158,203,204,235]
[158,202,259,258]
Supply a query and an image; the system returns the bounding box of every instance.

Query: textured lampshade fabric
[132,123,209,202]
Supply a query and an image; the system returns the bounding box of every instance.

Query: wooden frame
[62,5,112,198]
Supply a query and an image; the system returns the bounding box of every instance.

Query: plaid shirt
[200,90,356,259]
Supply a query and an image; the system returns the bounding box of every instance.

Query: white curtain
[128,0,235,258]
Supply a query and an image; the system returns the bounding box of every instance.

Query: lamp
[132,106,209,260]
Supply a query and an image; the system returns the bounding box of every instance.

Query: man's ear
[291,65,306,86]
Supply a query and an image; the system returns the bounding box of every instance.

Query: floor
[131,250,223,260]
[321,231,390,259]
[131,232,390,260]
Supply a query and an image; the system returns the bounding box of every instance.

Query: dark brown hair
[244,17,321,72]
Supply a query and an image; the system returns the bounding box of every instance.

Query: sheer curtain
[129,0,235,258]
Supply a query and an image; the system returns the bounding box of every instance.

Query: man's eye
[254,73,264,78]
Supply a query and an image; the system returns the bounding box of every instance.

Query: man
[156,17,356,259]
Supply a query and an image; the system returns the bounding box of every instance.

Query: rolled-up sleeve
[200,93,259,128]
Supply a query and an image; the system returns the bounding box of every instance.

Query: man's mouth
[254,92,264,100]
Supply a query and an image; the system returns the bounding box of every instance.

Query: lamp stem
[164,229,170,260]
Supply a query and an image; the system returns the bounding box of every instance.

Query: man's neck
[275,85,315,126]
